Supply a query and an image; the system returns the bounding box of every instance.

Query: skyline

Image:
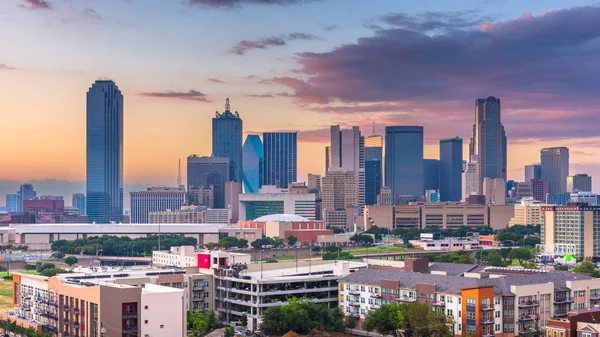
[2,0,600,193]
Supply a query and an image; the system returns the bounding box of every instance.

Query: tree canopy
[260,298,344,335]
[363,301,453,337]
[51,235,196,256]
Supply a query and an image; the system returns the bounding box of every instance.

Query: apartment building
[508,198,547,227]
[541,205,600,258]
[339,261,600,337]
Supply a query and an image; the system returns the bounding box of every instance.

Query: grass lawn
[0,279,13,313]
[11,269,41,275]
[348,245,419,255]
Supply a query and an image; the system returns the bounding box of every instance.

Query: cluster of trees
[570,260,600,277]
[24,262,71,277]
[260,298,344,335]
[250,237,286,250]
[434,251,474,264]
[349,234,374,245]
[363,301,454,337]
[187,310,218,336]
[0,318,51,337]
[207,237,249,250]
[482,248,536,267]
[496,225,541,247]
[51,235,197,256]
[0,244,29,251]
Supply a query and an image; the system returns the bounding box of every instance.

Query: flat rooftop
[7,223,227,234]
[237,260,367,283]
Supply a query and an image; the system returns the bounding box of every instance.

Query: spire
[177,158,182,186]
[225,98,230,112]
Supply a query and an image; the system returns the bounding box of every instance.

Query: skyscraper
[86,80,123,224]
[5,194,18,213]
[321,169,357,211]
[567,173,592,192]
[385,126,424,199]
[423,159,439,193]
[17,183,36,212]
[439,137,463,202]
[469,97,507,194]
[187,155,230,209]
[213,98,243,183]
[262,132,298,188]
[242,135,263,193]
[130,187,187,223]
[329,125,365,207]
[483,177,506,205]
[72,193,86,215]
[541,147,569,194]
[524,164,542,182]
[462,162,477,201]
[364,135,383,206]
[531,178,550,202]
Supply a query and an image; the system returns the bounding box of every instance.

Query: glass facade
[86,80,123,224]
[72,193,86,215]
[212,98,243,183]
[242,135,263,193]
[187,155,229,209]
[439,137,463,202]
[245,201,284,220]
[365,135,382,206]
[385,126,424,199]
[541,147,570,194]
[423,159,439,194]
[262,132,297,188]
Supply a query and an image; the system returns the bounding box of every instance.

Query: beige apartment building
[508,198,547,227]
[148,205,230,224]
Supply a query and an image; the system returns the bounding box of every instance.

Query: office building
[329,125,365,207]
[225,181,241,222]
[242,134,263,193]
[423,159,440,194]
[364,134,383,206]
[325,146,332,172]
[86,80,123,224]
[321,169,358,211]
[525,164,542,181]
[567,173,592,192]
[5,194,18,213]
[512,181,533,199]
[483,177,506,205]
[187,155,230,209]
[130,187,187,223]
[212,98,243,183]
[439,137,463,201]
[188,188,214,208]
[17,183,37,212]
[72,193,86,215]
[385,126,424,199]
[462,162,478,201]
[377,187,392,206]
[508,198,547,227]
[546,193,571,206]
[262,132,297,188]
[531,178,550,202]
[307,174,321,197]
[542,205,600,259]
[541,147,570,194]
[469,96,507,194]
[148,205,230,224]
[570,192,599,206]
[238,185,316,220]
[23,198,64,217]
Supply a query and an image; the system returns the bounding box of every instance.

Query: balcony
[518,314,537,322]
[193,285,205,291]
[432,300,445,307]
[480,318,494,325]
[122,313,138,319]
[555,297,574,304]
[482,333,495,337]
[518,300,539,308]
[192,297,205,302]
[555,310,568,317]
[348,290,361,296]
[349,302,361,307]
[370,293,381,298]
[73,308,80,315]
[123,326,138,335]
[481,305,495,311]
[396,296,416,303]
[73,322,80,328]
[591,295,600,301]
[369,304,380,310]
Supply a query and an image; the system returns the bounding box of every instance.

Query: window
[582,333,591,337]
[447,296,453,303]
[458,324,461,332]
[447,309,453,316]
[458,311,461,317]
[466,312,475,320]
[361,297,365,303]
[145,320,148,324]
[360,309,366,314]
[145,305,148,309]
[466,298,476,306]
[495,297,500,305]
[495,324,500,332]
[467,325,476,333]
[160,325,164,329]
[495,311,500,318]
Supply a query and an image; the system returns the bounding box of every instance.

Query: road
[205,328,226,337]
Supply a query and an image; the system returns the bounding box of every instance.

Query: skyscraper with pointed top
[213,98,243,185]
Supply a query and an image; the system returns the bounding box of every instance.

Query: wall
[140,285,186,337]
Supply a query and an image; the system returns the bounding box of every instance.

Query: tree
[555,265,569,271]
[39,268,70,277]
[36,262,56,272]
[219,236,241,249]
[238,239,249,249]
[271,237,285,248]
[485,251,506,267]
[325,245,341,253]
[241,314,248,328]
[287,235,298,247]
[24,264,36,271]
[345,315,358,329]
[573,260,596,274]
[350,234,374,245]
[312,245,322,252]
[64,256,78,267]
[224,327,234,337]
[260,298,344,335]
[51,252,65,259]
[363,302,453,337]
[508,248,533,264]
[206,309,217,329]
[187,311,209,336]
[523,236,541,247]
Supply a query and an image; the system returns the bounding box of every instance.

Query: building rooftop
[7,223,227,233]
[252,214,310,222]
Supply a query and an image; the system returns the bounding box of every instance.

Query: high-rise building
[364,135,383,206]
[225,181,241,222]
[509,198,547,227]
[469,96,507,194]
[385,126,424,198]
[377,187,392,206]
[5,194,18,213]
[307,174,321,196]
[18,184,37,213]
[462,162,477,201]
[130,187,187,223]
[567,173,592,192]
[212,98,243,183]
[531,178,550,202]
[325,146,332,172]
[439,137,463,202]
[86,80,123,224]
[423,159,439,194]
[483,177,506,205]
[72,193,86,215]
[329,126,365,207]
[262,132,297,188]
[321,169,357,212]
[524,164,542,182]
[542,205,600,259]
[242,135,263,193]
[187,155,230,209]
[541,147,569,194]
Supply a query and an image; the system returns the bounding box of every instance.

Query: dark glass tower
[187,155,230,209]
[262,132,297,188]
[385,126,424,200]
[423,159,439,193]
[242,135,263,193]
[86,80,123,224]
[439,137,463,202]
[364,135,382,205]
[212,98,242,184]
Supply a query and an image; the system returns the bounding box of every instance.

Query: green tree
[219,236,241,249]
[350,234,374,245]
[39,268,70,277]
[260,298,343,335]
[573,260,596,274]
[206,309,217,329]
[187,311,209,336]
[271,237,285,248]
[287,235,298,247]
[24,264,36,271]
[523,236,541,247]
[325,245,341,253]
[238,238,249,249]
[485,251,506,267]
[508,248,533,264]
[241,314,248,328]
[224,327,235,337]
[345,315,358,329]
[555,265,569,271]
[64,256,79,267]
[312,245,322,252]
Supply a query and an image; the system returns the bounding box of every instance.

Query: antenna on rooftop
[225,98,230,112]
[177,158,182,186]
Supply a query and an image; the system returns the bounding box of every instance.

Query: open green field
[348,245,419,255]
[0,280,13,313]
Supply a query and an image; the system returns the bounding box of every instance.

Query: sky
[1,0,600,195]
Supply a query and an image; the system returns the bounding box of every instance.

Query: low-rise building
[239,185,316,221]
[237,213,333,245]
[409,238,481,251]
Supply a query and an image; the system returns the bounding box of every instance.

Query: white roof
[253,214,309,222]
[10,223,226,234]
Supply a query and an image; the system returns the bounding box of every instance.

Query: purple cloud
[187,0,321,8]
[0,64,19,71]
[138,90,212,103]
[208,78,227,84]
[246,93,274,98]
[231,33,319,55]
[20,0,52,10]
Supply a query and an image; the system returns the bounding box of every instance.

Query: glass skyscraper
[86,80,123,224]
[212,98,243,184]
[364,135,382,205]
[423,159,439,194]
[541,147,570,194]
[385,126,424,200]
[72,193,86,215]
[439,137,463,202]
[262,132,297,188]
[187,155,230,209]
[242,135,263,193]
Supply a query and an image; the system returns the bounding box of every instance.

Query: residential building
[385,126,424,198]
[462,162,478,201]
[242,134,263,193]
[225,181,241,222]
[212,98,243,183]
[262,131,297,188]
[322,169,358,212]
[365,134,383,206]
[72,193,86,215]
[238,185,316,220]
[5,193,18,213]
[524,164,542,181]
[377,187,392,206]
[541,205,600,258]
[329,125,365,207]
[148,205,230,224]
[86,80,123,224]
[483,178,506,205]
[187,155,230,209]
[439,137,463,202]
[531,178,550,202]
[567,173,592,192]
[130,186,187,223]
[541,147,570,194]
[508,198,547,227]
[469,96,507,195]
[423,159,440,194]
[570,192,599,206]
[546,307,600,337]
